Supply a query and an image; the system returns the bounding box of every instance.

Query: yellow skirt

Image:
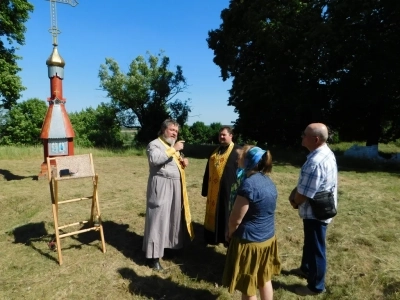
[222,235,281,296]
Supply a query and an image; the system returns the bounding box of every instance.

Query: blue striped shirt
[297,144,338,223]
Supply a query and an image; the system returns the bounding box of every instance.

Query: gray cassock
[142,138,183,259]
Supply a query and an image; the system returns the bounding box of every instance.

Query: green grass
[0,145,146,160]
[0,144,400,299]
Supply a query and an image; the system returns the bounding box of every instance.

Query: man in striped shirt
[289,123,338,296]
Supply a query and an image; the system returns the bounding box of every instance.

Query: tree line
[1,1,399,147]
[0,99,229,147]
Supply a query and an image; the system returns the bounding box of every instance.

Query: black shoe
[290,267,309,279]
[147,258,163,271]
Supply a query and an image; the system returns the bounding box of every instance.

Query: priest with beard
[142,119,194,271]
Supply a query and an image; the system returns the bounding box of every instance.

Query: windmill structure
[39,0,79,178]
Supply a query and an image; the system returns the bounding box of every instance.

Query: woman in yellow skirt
[223,145,281,300]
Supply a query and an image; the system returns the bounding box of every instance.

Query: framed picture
[48,138,68,156]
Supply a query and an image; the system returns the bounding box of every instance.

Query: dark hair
[158,119,180,136]
[219,126,233,135]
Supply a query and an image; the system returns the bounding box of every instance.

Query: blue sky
[17,0,237,125]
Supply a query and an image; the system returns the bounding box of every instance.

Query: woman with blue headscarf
[222,145,281,300]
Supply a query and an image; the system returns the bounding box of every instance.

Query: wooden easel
[47,153,106,265]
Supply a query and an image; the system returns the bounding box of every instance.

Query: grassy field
[1,145,400,300]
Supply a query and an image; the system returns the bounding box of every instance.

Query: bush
[69,103,123,148]
[0,98,47,145]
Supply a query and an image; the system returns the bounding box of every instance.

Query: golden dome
[46,46,65,67]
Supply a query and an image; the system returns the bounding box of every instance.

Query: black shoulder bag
[308,190,337,220]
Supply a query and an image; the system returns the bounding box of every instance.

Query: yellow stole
[204,142,235,232]
[158,138,194,240]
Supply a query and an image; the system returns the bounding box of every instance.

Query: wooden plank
[58,220,88,230]
[58,197,92,204]
[59,227,99,238]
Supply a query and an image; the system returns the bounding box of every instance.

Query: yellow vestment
[158,138,194,240]
[204,142,235,232]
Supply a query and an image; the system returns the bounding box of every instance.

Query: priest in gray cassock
[142,119,194,271]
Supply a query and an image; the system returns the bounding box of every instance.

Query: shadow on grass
[118,267,218,300]
[75,220,227,284]
[173,222,227,285]
[272,281,305,295]
[383,281,400,298]
[11,220,142,265]
[72,221,225,284]
[74,219,230,284]
[0,169,38,181]
[73,220,146,265]
[10,222,58,263]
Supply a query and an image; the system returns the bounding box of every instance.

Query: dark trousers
[301,219,328,292]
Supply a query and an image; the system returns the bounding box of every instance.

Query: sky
[17,0,237,125]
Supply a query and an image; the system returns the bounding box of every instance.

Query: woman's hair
[240,145,272,175]
[158,119,180,136]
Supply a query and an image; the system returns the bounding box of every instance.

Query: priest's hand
[174,140,185,151]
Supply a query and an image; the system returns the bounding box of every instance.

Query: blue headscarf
[244,147,266,171]
[229,146,267,212]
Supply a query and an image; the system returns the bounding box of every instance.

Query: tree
[208,0,400,146]
[189,121,212,144]
[178,124,194,144]
[323,0,400,145]
[69,103,123,148]
[98,51,191,145]
[207,0,330,146]
[0,0,34,109]
[0,98,47,145]
[209,122,222,144]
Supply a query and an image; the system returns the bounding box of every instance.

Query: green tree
[69,103,123,148]
[207,0,329,146]
[0,98,47,145]
[209,122,223,144]
[178,124,194,144]
[189,121,212,144]
[323,0,400,145]
[208,0,400,145]
[98,51,191,145]
[0,0,34,109]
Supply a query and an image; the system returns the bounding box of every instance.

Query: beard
[163,135,176,146]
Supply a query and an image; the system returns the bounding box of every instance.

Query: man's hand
[289,187,299,209]
[289,199,299,209]
[173,140,185,151]
[181,158,189,168]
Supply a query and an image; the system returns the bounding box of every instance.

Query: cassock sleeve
[147,141,176,167]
